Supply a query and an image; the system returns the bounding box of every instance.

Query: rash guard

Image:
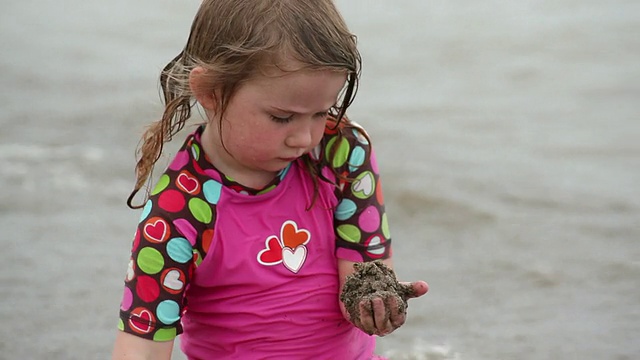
[118,119,392,359]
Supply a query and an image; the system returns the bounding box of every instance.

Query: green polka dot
[191,144,200,160]
[351,171,375,200]
[117,319,124,331]
[137,247,164,274]
[381,213,391,239]
[153,327,177,341]
[189,197,212,224]
[151,175,170,195]
[326,136,350,168]
[193,249,202,267]
[258,185,276,195]
[337,224,361,243]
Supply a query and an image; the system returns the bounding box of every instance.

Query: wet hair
[128,0,362,208]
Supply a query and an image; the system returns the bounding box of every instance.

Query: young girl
[112,1,428,359]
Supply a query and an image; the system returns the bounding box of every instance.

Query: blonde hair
[128,0,362,208]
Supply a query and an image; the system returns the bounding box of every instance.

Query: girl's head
[129,0,361,208]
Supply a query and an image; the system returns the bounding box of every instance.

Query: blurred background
[1,0,638,359]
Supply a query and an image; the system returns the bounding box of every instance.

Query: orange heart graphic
[282,221,309,249]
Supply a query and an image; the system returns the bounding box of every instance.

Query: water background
[1,1,639,359]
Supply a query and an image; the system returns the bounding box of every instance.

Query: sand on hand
[340,260,414,334]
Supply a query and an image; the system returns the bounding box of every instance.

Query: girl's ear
[189,66,218,111]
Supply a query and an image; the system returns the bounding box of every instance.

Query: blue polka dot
[157,300,180,325]
[139,200,152,222]
[352,128,369,144]
[335,199,357,221]
[166,237,193,263]
[203,180,222,204]
[349,146,366,172]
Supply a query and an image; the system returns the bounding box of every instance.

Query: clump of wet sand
[340,260,414,333]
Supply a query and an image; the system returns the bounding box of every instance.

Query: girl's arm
[337,258,429,336]
[112,331,174,360]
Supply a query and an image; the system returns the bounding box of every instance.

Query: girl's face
[200,66,347,188]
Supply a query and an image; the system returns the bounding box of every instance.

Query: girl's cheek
[312,122,326,143]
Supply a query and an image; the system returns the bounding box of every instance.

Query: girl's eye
[271,115,294,123]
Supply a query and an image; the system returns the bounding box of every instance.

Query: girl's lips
[279,157,298,162]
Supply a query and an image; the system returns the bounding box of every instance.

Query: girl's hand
[340,280,429,336]
[338,258,428,336]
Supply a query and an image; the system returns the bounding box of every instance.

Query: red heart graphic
[144,217,168,243]
[282,221,309,249]
[128,307,155,334]
[258,236,283,264]
[177,171,199,194]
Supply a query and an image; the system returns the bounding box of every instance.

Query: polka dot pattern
[158,189,185,213]
[189,197,213,224]
[157,300,180,325]
[335,199,357,221]
[167,238,193,263]
[151,175,170,196]
[153,327,177,342]
[137,247,164,275]
[202,180,222,205]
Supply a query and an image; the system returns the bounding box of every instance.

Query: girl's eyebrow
[270,105,334,115]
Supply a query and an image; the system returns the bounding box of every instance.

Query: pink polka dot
[121,287,133,311]
[358,206,380,233]
[168,150,189,171]
[369,150,379,174]
[158,189,185,213]
[174,218,197,246]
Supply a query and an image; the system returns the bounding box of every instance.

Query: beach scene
[1,0,638,359]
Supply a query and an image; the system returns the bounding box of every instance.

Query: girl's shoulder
[315,117,372,173]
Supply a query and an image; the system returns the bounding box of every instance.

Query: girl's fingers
[350,281,428,335]
[371,297,392,335]
[386,295,406,329]
[400,280,429,299]
[358,299,375,335]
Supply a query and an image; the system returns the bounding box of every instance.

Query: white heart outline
[126,258,135,281]
[162,269,184,291]
[352,171,374,198]
[282,246,307,273]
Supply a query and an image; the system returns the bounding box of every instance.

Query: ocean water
[1,1,638,359]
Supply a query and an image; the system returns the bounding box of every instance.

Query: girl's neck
[200,124,277,190]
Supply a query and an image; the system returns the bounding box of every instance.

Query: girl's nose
[285,122,313,149]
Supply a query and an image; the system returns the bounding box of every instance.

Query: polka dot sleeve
[117,205,196,341]
[329,122,392,262]
[117,130,219,341]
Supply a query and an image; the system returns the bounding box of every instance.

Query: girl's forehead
[239,67,346,109]
[249,66,347,88]
[256,56,308,76]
